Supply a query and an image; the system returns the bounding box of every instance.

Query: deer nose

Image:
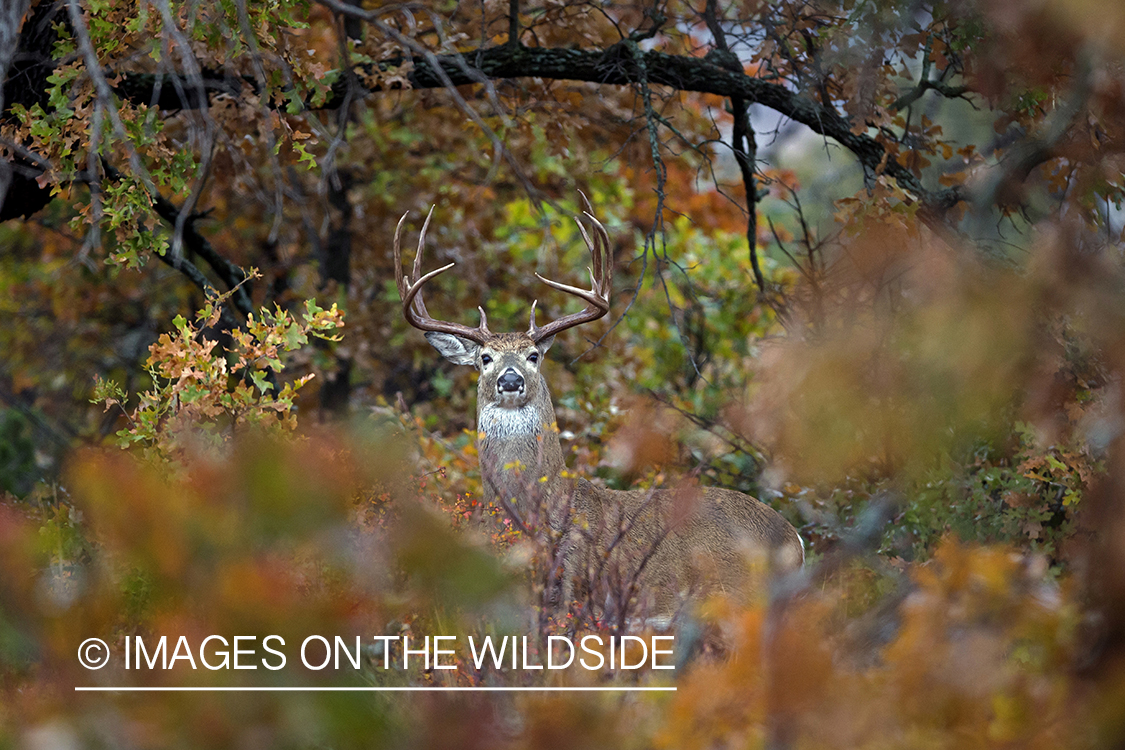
[497,369,525,393]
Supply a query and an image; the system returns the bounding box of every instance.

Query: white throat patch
[479,402,547,439]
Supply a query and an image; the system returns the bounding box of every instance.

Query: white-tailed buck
[395,204,804,619]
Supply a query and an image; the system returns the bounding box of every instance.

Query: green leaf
[250,370,272,394]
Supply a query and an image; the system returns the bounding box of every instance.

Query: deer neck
[476,376,565,520]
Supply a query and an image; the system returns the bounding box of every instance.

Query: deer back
[564,480,804,617]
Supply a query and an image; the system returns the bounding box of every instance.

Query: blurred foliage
[0,408,37,495]
[3,0,1125,746]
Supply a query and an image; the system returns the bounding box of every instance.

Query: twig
[703,0,765,290]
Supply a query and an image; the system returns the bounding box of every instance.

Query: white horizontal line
[74,686,676,692]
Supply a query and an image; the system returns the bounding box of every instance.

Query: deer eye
[480,354,492,366]
[527,352,539,364]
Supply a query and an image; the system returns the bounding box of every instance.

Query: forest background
[3,0,1125,747]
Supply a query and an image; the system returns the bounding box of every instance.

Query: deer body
[395,205,803,618]
[567,482,803,615]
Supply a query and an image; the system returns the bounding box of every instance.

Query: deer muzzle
[497,368,525,395]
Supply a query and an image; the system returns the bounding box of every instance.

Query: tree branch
[0,0,32,214]
[0,0,61,222]
[890,78,969,113]
[112,39,967,221]
[889,35,970,113]
[97,160,255,321]
[703,0,765,290]
[151,193,254,320]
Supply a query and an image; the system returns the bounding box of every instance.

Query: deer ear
[425,332,479,366]
[536,335,556,355]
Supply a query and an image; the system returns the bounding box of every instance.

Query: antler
[394,207,493,344]
[527,200,613,343]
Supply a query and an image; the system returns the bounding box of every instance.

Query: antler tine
[527,209,613,342]
[576,213,607,295]
[576,190,610,293]
[409,206,434,315]
[577,188,594,216]
[393,211,412,301]
[394,208,492,344]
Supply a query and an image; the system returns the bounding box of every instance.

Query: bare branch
[233,0,286,243]
[0,0,32,214]
[703,0,765,290]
